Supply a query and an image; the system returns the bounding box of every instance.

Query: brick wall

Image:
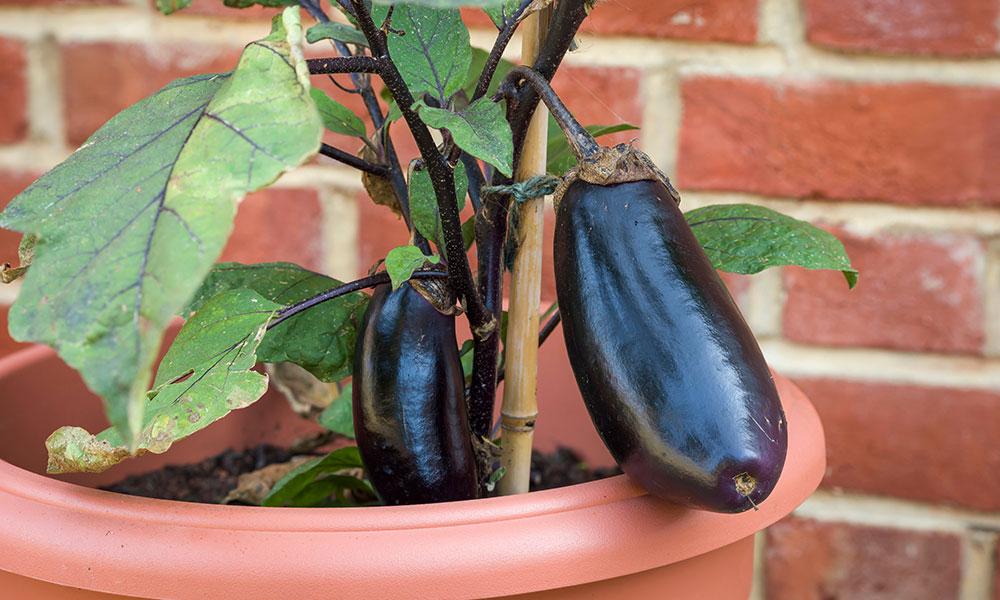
[0,1,998,597]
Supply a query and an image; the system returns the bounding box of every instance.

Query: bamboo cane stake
[498,7,551,496]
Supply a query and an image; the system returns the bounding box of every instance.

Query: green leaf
[409,160,468,249]
[386,5,471,104]
[385,245,440,290]
[306,22,369,47]
[155,0,191,15]
[0,8,322,446]
[546,118,639,176]
[686,204,859,288]
[187,262,368,382]
[318,383,355,438]
[310,88,367,138]
[483,0,522,27]
[462,47,516,101]
[416,98,513,176]
[45,289,280,474]
[263,446,368,507]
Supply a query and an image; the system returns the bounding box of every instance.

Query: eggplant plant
[0,0,856,511]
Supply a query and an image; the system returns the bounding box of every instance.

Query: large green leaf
[386,5,471,104]
[416,98,513,176]
[409,160,468,249]
[263,446,370,507]
[187,262,369,382]
[0,8,322,446]
[546,117,639,176]
[686,204,859,288]
[45,289,280,474]
[311,88,367,138]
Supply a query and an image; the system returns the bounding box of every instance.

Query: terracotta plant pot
[0,335,825,599]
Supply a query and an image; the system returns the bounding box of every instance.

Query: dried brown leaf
[361,146,401,216]
[265,362,338,418]
[222,455,315,505]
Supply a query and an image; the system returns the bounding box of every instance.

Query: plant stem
[467,183,510,438]
[466,0,589,440]
[349,0,494,338]
[319,143,388,175]
[498,7,551,497]
[306,56,380,74]
[269,270,448,330]
[499,66,600,161]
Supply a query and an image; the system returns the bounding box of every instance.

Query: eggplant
[553,153,787,513]
[353,282,479,505]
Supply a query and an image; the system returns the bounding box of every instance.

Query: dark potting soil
[101,444,621,505]
[101,445,299,504]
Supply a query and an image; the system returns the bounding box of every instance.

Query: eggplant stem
[497,66,601,161]
[269,270,448,331]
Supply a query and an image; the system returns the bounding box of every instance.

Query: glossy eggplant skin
[554,179,787,513]
[352,283,479,505]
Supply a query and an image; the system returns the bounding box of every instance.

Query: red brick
[783,229,984,354]
[719,270,750,297]
[766,517,962,600]
[0,305,30,358]
[0,170,38,265]
[357,190,409,276]
[0,39,28,144]
[61,42,241,145]
[582,0,757,43]
[221,188,324,271]
[804,0,999,58]
[796,377,1000,510]
[464,1,757,43]
[551,65,643,146]
[678,77,1000,207]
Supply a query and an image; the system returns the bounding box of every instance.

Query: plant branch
[306,56,381,74]
[461,153,486,212]
[350,0,493,337]
[269,270,448,331]
[319,143,388,175]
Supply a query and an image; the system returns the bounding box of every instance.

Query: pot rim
[0,345,826,599]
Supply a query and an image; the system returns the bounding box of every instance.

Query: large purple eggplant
[353,283,479,505]
[554,165,787,513]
